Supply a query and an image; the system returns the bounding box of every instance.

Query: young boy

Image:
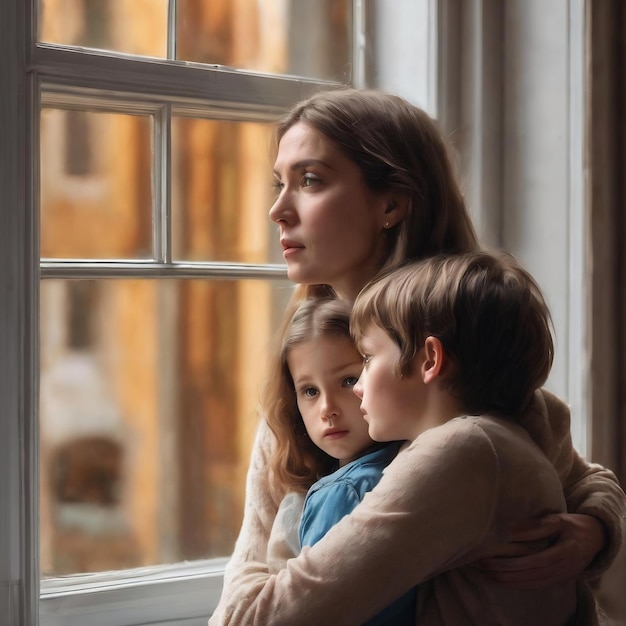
[345,249,599,624]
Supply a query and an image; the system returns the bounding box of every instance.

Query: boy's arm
[214,421,500,626]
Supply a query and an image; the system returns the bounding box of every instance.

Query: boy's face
[288,335,374,467]
[354,324,426,442]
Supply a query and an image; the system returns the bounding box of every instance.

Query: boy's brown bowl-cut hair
[351,250,554,417]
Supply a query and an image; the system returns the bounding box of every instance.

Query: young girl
[218,250,612,625]
[264,297,415,625]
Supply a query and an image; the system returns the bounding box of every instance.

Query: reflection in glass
[40,108,153,260]
[176,0,352,82]
[38,0,352,82]
[40,278,293,576]
[172,117,280,263]
[39,0,168,58]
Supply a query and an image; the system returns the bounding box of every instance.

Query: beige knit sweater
[209,389,625,625]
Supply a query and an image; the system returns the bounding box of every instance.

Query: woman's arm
[484,389,626,586]
[267,491,306,573]
[476,512,608,588]
[209,420,284,625]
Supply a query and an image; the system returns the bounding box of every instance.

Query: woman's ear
[421,336,446,384]
[380,193,409,230]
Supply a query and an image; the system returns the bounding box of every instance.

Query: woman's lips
[283,247,302,258]
[281,239,303,253]
[282,244,304,259]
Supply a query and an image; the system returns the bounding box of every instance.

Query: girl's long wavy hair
[273,88,480,304]
[263,298,355,495]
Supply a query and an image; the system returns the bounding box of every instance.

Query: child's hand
[472,513,606,588]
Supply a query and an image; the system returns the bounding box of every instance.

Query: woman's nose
[269,190,291,225]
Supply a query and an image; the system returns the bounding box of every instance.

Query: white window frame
[1,1,369,624]
[2,1,594,624]
[1,1,39,622]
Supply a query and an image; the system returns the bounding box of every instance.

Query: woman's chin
[287,267,321,287]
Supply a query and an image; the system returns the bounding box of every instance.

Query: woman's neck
[332,277,374,301]
[333,288,358,301]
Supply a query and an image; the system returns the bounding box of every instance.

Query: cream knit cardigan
[209,389,625,625]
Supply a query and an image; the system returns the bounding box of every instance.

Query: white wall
[361,0,436,113]
[501,0,587,453]
[368,0,589,452]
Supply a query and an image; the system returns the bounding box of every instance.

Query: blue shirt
[299,442,416,625]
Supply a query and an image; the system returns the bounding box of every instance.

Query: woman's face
[270,122,390,300]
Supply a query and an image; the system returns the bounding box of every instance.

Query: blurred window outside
[35,0,355,623]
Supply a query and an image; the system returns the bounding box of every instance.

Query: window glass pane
[40,277,292,576]
[176,0,353,82]
[38,0,352,82]
[39,0,168,58]
[40,108,153,260]
[172,117,280,263]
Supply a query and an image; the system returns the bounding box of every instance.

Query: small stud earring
[384,222,390,229]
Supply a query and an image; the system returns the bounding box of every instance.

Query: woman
[209,89,625,624]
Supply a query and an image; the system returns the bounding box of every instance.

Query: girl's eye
[303,387,318,398]
[362,355,372,366]
[272,179,284,193]
[342,376,359,388]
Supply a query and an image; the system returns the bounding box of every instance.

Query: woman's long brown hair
[274,88,480,303]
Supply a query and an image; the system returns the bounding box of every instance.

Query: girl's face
[287,335,373,467]
[354,324,426,442]
[270,122,391,300]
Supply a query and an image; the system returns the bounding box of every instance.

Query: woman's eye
[342,376,359,388]
[272,179,284,193]
[362,355,372,366]
[301,173,320,188]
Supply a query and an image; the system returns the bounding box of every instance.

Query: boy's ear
[421,336,446,384]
